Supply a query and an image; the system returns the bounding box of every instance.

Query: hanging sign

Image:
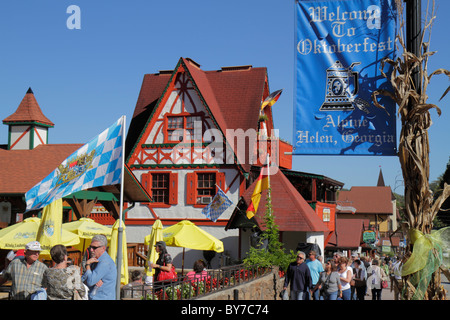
[363,230,376,244]
[293,0,397,155]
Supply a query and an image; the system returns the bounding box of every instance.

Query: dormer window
[165,113,203,143]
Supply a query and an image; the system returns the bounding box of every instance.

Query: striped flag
[201,186,233,222]
[246,166,270,219]
[25,116,125,211]
[261,89,283,111]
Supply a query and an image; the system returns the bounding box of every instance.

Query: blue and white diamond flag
[25,116,125,212]
[201,186,233,222]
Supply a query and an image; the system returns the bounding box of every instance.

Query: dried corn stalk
[372,0,450,300]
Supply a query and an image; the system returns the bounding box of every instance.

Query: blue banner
[293,0,397,155]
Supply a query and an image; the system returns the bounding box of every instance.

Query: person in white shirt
[337,257,353,300]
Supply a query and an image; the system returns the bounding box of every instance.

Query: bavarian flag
[246,167,270,219]
[261,89,283,111]
[201,186,233,222]
[25,116,125,212]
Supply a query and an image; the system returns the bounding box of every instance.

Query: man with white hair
[82,234,117,300]
[283,251,312,300]
[0,241,48,300]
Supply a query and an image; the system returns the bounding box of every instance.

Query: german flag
[246,167,270,219]
[261,89,283,111]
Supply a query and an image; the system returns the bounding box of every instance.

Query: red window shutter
[186,172,197,205]
[141,172,153,197]
[169,172,178,205]
[216,172,226,192]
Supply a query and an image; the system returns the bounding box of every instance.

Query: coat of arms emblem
[55,150,96,186]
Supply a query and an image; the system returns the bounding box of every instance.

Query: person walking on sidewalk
[306,250,324,300]
[313,260,342,300]
[337,257,353,300]
[352,259,367,300]
[284,251,312,300]
[366,259,388,300]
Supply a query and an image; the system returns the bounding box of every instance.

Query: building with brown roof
[226,169,331,257]
[0,89,151,227]
[0,88,82,225]
[333,179,399,255]
[125,57,342,267]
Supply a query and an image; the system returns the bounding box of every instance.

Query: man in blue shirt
[82,234,117,300]
[283,251,312,300]
[306,250,324,300]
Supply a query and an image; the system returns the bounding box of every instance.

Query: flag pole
[116,115,126,300]
[266,153,270,188]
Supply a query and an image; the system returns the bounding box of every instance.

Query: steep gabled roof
[241,169,329,232]
[3,88,54,127]
[337,186,393,215]
[126,58,268,173]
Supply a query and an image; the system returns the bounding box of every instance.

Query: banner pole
[116,115,126,300]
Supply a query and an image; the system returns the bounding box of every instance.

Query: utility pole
[405,0,422,94]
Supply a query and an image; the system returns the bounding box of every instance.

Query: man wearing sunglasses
[82,234,117,300]
[283,251,312,300]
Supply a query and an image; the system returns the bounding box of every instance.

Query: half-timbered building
[125,57,296,268]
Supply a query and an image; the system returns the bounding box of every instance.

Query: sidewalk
[365,284,396,300]
[365,274,449,300]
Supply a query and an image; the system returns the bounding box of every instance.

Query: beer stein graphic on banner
[320,60,360,111]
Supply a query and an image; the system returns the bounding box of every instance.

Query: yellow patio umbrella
[144,219,164,278]
[36,199,65,257]
[62,217,112,253]
[0,217,80,253]
[162,220,224,274]
[108,219,128,285]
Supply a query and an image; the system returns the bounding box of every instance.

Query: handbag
[156,263,177,282]
[382,280,388,289]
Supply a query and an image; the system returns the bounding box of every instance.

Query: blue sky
[0,0,449,194]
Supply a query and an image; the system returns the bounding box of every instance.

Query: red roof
[327,218,369,249]
[0,144,82,194]
[242,169,329,233]
[2,88,54,127]
[127,58,268,172]
[337,186,393,215]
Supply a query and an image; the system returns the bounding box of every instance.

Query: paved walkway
[364,275,450,300]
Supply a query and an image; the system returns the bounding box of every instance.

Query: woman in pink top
[185,259,210,283]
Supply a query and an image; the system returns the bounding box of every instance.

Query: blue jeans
[290,290,306,300]
[311,288,320,300]
[323,291,338,300]
[341,288,351,300]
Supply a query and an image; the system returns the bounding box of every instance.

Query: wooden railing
[64,243,147,268]
[127,243,147,267]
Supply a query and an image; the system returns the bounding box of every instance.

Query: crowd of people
[0,234,118,300]
[0,237,207,300]
[0,237,406,301]
[283,250,405,301]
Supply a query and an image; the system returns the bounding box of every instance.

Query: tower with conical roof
[2,88,54,150]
